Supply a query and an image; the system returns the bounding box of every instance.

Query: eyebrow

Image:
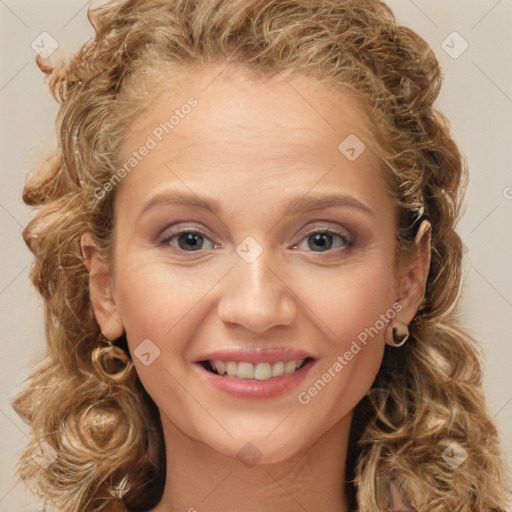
[138,190,376,218]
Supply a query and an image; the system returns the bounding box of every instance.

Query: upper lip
[194,347,316,364]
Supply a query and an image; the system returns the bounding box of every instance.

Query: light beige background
[1,1,511,510]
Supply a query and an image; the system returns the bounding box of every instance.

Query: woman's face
[99,64,407,463]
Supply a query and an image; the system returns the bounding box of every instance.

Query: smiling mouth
[199,358,313,381]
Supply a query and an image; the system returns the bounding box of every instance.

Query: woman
[12,1,512,511]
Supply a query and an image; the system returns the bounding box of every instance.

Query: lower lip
[194,360,316,399]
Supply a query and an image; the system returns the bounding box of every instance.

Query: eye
[159,227,219,252]
[292,225,353,253]
[158,224,353,254]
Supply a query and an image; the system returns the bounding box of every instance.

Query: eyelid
[297,222,352,240]
[158,225,219,246]
[158,222,355,257]
[158,222,351,244]
[291,224,353,251]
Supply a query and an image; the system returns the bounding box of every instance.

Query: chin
[210,428,311,466]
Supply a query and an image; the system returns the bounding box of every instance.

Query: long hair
[12,1,512,510]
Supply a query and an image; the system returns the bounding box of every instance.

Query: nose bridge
[217,235,296,331]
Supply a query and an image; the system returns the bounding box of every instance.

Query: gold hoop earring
[91,333,135,384]
[384,320,409,347]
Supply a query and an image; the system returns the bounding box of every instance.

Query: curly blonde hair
[12,0,512,511]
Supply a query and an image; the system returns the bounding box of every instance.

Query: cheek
[112,259,207,408]
[114,249,396,356]
[300,259,395,346]
[294,261,394,410]
[297,263,394,432]
[113,258,205,342]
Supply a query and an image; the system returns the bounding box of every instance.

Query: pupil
[179,232,202,251]
[310,233,332,251]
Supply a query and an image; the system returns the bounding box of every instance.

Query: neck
[149,411,354,512]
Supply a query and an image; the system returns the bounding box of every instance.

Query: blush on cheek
[311,268,393,349]
[114,264,198,341]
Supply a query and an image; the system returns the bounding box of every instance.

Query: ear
[80,232,125,340]
[394,220,432,323]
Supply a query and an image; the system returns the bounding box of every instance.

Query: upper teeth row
[209,360,305,380]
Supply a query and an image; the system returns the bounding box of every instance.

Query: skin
[81,63,431,512]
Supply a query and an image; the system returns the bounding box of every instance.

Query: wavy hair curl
[12,1,512,511]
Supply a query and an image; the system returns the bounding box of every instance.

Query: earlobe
[80,232,125,341]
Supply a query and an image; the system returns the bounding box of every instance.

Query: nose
[217,243,297,333]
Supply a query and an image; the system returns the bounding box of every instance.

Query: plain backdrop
[1,1,511,510]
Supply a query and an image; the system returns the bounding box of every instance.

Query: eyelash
[158,225,354,254]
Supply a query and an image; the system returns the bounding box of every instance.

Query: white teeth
[237,362,255,379]
[209,359,307,381]
[215,360,226,375]
[226,361,237,377]
[271,361,284,377]
[254,362,271,380]
[284,361,296,374]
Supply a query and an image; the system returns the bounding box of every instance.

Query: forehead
[114,63,390,217]
[122,64,373,149]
